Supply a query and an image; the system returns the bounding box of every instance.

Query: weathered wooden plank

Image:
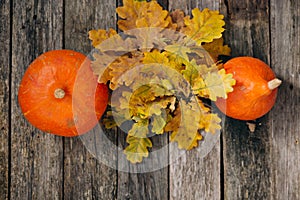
[116,1,170,199]
[168,0,221,199]
[116,119,170,198]
[169,143,221,200]
[63,0,118,199]
[270,0,300,199]
[220,0,272,199]
[10,0,64,199]
[169,0,219,13]
[117,135,169,199]
[0,0,11,199]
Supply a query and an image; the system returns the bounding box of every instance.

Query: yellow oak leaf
[217,68,236,95]
[196,68,236,101]
[116,0,175,31]
[88,28,117,47]
[116,0,145,30]
[108,53,143,90]
[124,136,152,164]
[181,59,201,86]
[202,38,231,61]
[142,50,169,65]
[124,120,152,163]
[163,51,185,72]
[124,136,152,163]
[165,44,191,64]
[130,89,173,119]
[168,100,202,150]
[151,111,167,134]
[183,8,225,45]
[199,113,221,134]
[128,120,149,138]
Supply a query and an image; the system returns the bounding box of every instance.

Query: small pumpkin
[18,49,108,136]
[215,56,281,120]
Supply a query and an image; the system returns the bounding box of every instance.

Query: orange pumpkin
[18,49,108,136]
[215,56,281,120]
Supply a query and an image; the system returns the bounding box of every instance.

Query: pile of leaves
[88,0,235,163]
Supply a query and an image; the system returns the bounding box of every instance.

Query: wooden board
[168,0,221,199]
[220,0,300,199]
[0,0,10,199]
[269,0,300,199]
[220,0,272,199]
[10,0,64,199]
[63,0,118,199]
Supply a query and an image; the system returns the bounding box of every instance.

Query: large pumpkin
[215,57,281,121]
[18,49,108,136]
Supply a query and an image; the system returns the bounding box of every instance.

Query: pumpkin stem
[268,78,282,90]
[54,88,66,99]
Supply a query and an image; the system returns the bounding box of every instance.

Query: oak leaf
[89,28,117,47]
[202,38,231,61]
[199,113,221,134]
[151,111,167,135]
[183,8,225,45]
[168,100,202,150]
[124,120,152,163]
[203,68,236,101]
[116,0,175,31]
[170,9,186,31]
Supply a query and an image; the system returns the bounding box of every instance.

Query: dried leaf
[89,28,118,47]
[199,113,221,134]
[165,43,191,64]
[246,122,256,133]
[124,120,152,163]
[116,0,175,31]
[199,68,236,101]
[151,112,167,134]
[183,8,225,45]
[181,59,201,86]
[170,9,186,31]
[203,38,231,61]
[128,120,149,137]
[124,136,152,163]
[168,100,202,150]
[108,53,143,89]
[142,49,169,65]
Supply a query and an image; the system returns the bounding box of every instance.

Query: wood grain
[270,0,300,199]
[0,0,10,199]
[10,0,64,199]
[63,0,118,199]
[220,0,272,199]
[117,133,169,199]
[168,1,221,199]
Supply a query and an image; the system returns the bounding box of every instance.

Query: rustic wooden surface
[0,0,10,199]
[10,1,64,199]
[220,0,272,199]
[269,0,300,199]
[0,0,299,199]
